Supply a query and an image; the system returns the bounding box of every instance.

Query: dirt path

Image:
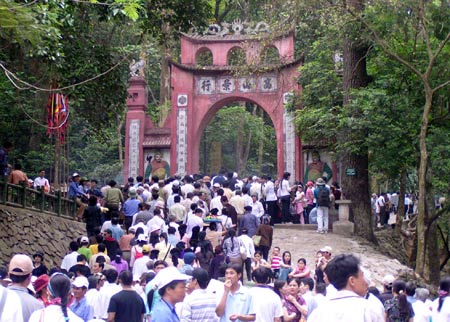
[272,227,412,287]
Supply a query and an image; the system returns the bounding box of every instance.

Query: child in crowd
[269,246,282,279]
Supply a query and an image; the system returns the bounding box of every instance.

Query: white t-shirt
[186,215,204,238]
[29,305,83,322]
[0,286,23,322]
[431,296,450,322]
[309,290,384,322]
[264,181,277,202]
[249,286,283,322]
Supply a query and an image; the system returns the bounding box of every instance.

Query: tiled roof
[143,135,171,148]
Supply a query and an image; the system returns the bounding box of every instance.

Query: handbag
[252,235,262,246]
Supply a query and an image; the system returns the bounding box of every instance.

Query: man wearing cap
[151,267,191,322]
[379,274,395,304]
[308,254,384,322]
[216,264,256,322]
[8,254,44,321]
[78,236,92,261]
[69,173,87,219]
[71,276,94,322]
[107,270,146,322]
[181,268,218,321]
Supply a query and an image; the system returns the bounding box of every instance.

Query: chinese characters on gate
[198,75,277,95]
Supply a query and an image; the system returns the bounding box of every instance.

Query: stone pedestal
[333,200,354,236]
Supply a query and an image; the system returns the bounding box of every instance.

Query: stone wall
[0,205,87,269]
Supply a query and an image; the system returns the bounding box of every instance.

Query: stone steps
[274,223,318,230]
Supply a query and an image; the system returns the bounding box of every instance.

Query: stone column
[333,200,354,236]
[124,76,147,182]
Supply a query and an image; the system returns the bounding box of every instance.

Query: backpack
[317,187,330,207]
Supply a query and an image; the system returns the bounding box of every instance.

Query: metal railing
[0,179,77,219]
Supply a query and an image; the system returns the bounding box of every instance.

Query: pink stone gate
[124,26,304,181]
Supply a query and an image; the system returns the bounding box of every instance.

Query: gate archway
[124,22,303,181]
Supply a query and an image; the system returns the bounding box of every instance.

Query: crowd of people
[1,171,450,321]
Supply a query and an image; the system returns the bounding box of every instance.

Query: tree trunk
[396,169,406,235]
[257,108,264,172]
[116,113,124,164]
[416,88,440,285]
[341,0,376,242]
[159,22,172,127]
[235,117,244,173]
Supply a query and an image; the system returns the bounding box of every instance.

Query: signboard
[345,168,357,176]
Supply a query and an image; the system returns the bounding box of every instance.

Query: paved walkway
[271,226,412,287]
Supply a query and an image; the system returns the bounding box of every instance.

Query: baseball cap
[142,244,151,253]
[72,276,89,288]
[213,183,221,188]
[382,274,395,286]
[72,172,80,178]
[320,246,332,253]
[33,274,50,293]
[153,267,191,289]
[9,254,33,276]
[137,234,147,242]
[80,236,89,243]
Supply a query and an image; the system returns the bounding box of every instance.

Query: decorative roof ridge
[179,29,294,42]
[169,56,303,73]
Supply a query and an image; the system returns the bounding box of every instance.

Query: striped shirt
[271,255,282,270]
[180,289,218,322]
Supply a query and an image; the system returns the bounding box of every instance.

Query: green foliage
[200,104,276,177]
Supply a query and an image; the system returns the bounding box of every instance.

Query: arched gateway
[124,23,304,181]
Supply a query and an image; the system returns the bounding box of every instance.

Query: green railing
[0,179,77,219]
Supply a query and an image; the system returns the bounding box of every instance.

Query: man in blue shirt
[123,188,140,231]
[151,267,191,322]
[71,276,94,322]
[69,173,87,220]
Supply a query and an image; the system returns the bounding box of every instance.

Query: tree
[353,0,450,285]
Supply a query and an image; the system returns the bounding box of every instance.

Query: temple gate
[124,22,305,181]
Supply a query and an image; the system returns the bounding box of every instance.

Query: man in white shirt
[61,241,81,272]
[98,269,121,319]
[238,228,255,283]
[210,188,224,216]
[229,190,245,218]
[308,254,384,322]
[249,267,283,322]
[186,208,204,239]
[250,194,265,219]
[33,170,50,192]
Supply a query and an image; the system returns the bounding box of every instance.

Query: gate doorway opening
[199,101,276,177]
